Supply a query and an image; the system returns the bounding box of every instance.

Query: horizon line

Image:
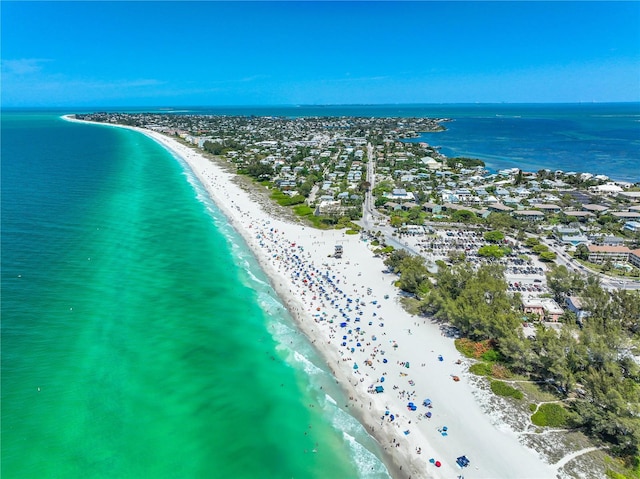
[3,101,640,111]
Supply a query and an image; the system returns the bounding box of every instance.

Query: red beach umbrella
[435,461,441,467]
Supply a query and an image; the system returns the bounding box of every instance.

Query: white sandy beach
[63,115,558,479]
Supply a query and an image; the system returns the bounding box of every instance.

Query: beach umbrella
[429,458,435,464]
[380,377,385,382]
[435,461,441,468]
[353,363,358,370]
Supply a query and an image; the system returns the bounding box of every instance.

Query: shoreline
[62,114,558,479]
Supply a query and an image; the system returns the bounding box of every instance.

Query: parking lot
[395,228,550,296]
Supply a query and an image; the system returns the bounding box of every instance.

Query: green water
[1,114,389,478]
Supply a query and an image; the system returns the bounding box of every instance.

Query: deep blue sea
[2,104,638,478]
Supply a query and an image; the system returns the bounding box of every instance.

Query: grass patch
[517,381,559,403]
[531,403,572,427]
[469,362,492,376]
[480,349,504,362]
[293,204,314,216]
[490,363,512,379]
[605,454,640,479]
[490,380,523,400]
[468,360,512,378]
[455,338,494,359]
[529,403,538,413]
[345,229,359,235]
[270,190,305,206]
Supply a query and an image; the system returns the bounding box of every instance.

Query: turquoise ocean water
[2,104,638,478]
[1,112,390,478]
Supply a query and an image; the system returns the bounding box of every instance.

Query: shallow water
[1,112,390,478]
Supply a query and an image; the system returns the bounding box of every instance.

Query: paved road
[540,238,640,291]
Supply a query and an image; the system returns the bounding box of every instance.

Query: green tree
[525,237,541,248]
[384,249,411,272]
[396,255,430,295]
[484,230,505,243]
[575,243,589,260]
[514,169,524,185]
[478,244,508,259]
[546,265,585,301]
[451,209,476,223]
[539,251,557,262]
[532,244,549,254]
[245,161,274,180]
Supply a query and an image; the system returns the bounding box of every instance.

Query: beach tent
[423,399,432,407]
[456,456,470,468]
[375,386,384,393]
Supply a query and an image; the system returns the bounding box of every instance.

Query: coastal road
[358,142,422,256]
[540,238,640,291]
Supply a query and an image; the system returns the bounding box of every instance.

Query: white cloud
[1,58,51,76]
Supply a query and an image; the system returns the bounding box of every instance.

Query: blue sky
[2,1,639,106]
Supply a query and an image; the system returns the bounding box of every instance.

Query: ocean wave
[292,350,324,377]
[343,431,391,479]
[325,393,337,405]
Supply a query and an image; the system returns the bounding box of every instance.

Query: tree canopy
[386,253,640,460]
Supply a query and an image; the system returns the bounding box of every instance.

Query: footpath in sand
[64,116,557,479]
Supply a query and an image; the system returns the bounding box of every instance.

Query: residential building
[522,297,564,322]
[587,245,631,264]
[565,296,591,322]
[623,221,640,233]
[513,210,544,222]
